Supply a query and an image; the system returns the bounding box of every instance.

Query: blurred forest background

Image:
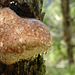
[42,0,75,75]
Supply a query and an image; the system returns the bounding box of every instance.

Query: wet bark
[61,0,74,64]
[0,0,46,75]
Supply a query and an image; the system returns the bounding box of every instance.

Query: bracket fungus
[0,7,53,65]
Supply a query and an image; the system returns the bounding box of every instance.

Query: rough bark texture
[61,0,74,64]
[0,0,46,75]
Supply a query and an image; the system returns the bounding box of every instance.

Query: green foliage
[70,0,75,3]
[42,0,75,75]
[46,65,75,75]
[70,1,75,43]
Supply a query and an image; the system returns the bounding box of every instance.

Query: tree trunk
[61,0,74,64]
[0,0,46,75]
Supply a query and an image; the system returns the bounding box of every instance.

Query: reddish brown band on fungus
[0,8,52,64]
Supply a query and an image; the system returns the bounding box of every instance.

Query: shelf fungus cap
[0,7,53,65]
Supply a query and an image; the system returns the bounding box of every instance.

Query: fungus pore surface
[0,7,52,65]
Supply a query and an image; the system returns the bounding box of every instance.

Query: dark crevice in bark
[0,0,35,18]
[0,0,45,20]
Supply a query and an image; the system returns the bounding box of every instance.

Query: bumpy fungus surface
[0,7,52,65]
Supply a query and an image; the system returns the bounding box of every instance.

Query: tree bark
[0,0,46,75]
[61,0,74,64]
